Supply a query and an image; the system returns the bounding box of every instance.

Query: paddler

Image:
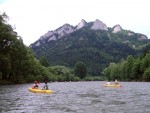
[32,81,39,89]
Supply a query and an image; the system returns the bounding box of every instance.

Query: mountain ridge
[30,19,150,75]
[30,19,148,47]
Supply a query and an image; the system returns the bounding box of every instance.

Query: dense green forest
[103,52,150,81]
[31,26,150,76]
[0,13,50,84]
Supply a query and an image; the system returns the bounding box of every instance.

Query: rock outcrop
[55,24,74,35]
[30,19,148,48]
[112,24,122,33]
[76,19,87,29]
[138,35,147,40]
[90,19,108,31]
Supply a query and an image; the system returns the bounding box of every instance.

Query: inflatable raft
[28,87,53,94]
[103,84,121,87]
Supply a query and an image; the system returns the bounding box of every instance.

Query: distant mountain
[30,19,150,75]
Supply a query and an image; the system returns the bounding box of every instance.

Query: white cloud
[0,0,150,45]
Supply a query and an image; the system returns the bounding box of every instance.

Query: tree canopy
[0,13,51,84]
[103,52,150,81]
[74,62,87,79]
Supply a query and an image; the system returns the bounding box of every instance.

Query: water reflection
[0,82,150,113]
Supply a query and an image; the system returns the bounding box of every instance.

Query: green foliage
[74,76,81,81]
[103,53,150,81]
[84,76,93,81]
[26,75,36,83]
[74,62,87,79]
[84,76,106,81]
[143,67,150,81]
[36,75,43,81]
[39,56,49,67]
[47,66,76,81]
[0,13,52,84]
[131,60,142,80]
[1,13,150,84]
[125,55,134,80]
[31,25,150,76]
[141,54,150,72]
[110,63,120,80]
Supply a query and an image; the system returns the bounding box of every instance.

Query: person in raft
[114,79,119,85]
[106,81,111,85]
[42,81,49,90]
[32,81,39,89]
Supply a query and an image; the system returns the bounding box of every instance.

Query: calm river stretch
[0,81,150,113]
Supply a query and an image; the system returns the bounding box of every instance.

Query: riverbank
[0,80,14,85]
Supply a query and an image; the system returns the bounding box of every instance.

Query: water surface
[0,81,150,113]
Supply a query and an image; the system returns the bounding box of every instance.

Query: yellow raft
[28,87,53,94]
[103,84,121,87]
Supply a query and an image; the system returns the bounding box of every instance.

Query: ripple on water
[0,82,150,113]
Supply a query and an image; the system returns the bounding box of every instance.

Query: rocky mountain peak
[56,24,75,34]
[43,31,54,38]
[90,19,108,31]
[138,34,148,40]
[76,19,87,29]
[112,24,122,33]
[30,19,149,48]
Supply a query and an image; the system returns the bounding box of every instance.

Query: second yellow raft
[103,84,121,87]
[28,87,53,94]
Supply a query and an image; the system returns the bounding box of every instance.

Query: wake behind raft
[28,87,53,94]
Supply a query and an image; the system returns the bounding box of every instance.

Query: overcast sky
[0,0,150,46]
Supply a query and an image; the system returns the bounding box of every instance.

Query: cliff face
[90,19,108,31]
[76,19,87,29]
[112,24,122,33]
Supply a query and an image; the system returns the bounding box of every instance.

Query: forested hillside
[31,22,150,76]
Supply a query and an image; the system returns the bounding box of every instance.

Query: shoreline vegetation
[0,76,106,85]
[0,79,148,85]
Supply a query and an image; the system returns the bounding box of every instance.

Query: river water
[0,81,150,113]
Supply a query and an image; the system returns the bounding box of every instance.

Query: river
[0,81,150,113]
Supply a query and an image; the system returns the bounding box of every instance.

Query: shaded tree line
[0,13,52,84]
[46,62,105,82]
[103,52,150,81]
